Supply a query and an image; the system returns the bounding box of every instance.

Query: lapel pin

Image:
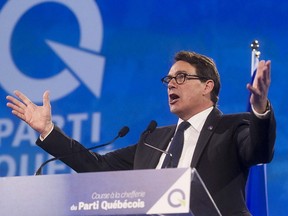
[207,126,213,131]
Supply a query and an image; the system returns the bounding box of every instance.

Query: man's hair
[174,51,221,105]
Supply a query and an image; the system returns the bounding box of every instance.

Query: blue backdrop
[0,1,287,215]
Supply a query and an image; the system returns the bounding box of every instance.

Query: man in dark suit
[6,51,276,215]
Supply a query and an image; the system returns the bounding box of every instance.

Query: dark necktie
[162,121,190,168]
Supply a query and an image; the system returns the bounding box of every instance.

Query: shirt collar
[178,107,213,132]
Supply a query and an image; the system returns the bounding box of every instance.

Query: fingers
[6,90,50,120]
[252,60,271,93]
[246,83,260,96]
[43,90,51,108]
[263,60,271,80]
[6,90,33,111]
[6,100,23,113]
[14,90,34,106]
[247,60,271,113]
[6,98,26,121]
[6,91,28,121]
[256,60,271,83]
[6,94,26,111]
[6,90,30,110]
[11,109,27,122]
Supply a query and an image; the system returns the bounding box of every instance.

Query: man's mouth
[169,93,180,104]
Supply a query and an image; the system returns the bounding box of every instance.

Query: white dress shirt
[156,107,214,169]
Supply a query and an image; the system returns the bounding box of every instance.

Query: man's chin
[170,106,180,115]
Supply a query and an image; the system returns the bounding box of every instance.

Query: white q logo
[0,0,105,102]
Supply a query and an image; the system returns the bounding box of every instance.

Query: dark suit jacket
[37,108,276,216]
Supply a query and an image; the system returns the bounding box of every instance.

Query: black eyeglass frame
[161,72,209,86]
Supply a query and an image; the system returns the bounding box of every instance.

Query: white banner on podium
[0,168,192,216]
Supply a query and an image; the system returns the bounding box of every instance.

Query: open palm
[6,90,53,136]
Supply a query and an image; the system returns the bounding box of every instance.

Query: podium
[0,168,221,216]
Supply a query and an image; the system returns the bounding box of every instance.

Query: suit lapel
[191,108,222,167]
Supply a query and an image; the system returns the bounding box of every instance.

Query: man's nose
[168,77,177,89]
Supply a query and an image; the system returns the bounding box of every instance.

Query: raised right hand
[6,90,53,138]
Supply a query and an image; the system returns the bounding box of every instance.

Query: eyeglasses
[161,72,208,86]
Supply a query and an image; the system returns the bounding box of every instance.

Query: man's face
[166,60,209,120]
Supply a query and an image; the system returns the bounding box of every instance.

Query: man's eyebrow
[174,70,188,75]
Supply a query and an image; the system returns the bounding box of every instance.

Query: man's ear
[203,79,214,95]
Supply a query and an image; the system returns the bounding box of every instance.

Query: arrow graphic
[46,40,105,98]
